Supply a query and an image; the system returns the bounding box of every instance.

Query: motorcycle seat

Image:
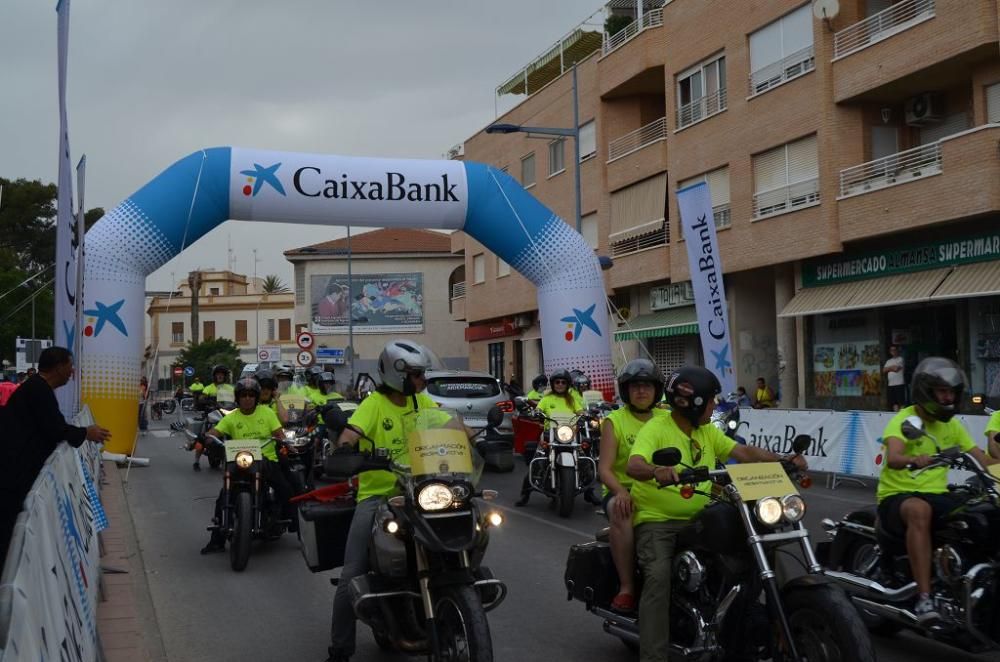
[874,518,906,554]
[595,527,610,543]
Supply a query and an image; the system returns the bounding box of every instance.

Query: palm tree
[260,274,290,294]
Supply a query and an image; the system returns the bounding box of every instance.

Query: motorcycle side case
[297,500,356,573]
[565,541,618,606]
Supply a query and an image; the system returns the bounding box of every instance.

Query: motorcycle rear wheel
[557,466,575,518]
[842,539,903,636]
[783,585,876,662]
[230,491,253,572]
[433,585,493,662]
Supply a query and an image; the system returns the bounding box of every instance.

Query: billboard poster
[311,273,423,333]
[813,341,881,397]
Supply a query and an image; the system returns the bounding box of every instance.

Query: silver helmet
[378,341,433,395]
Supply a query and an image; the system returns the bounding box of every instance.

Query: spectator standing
[138,375,149,434]
[884,344,906,412]
[0,375,18,406]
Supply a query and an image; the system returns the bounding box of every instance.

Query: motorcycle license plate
[725,462,797,500]
[225,439,264,462]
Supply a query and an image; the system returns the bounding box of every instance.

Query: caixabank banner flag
[678,183,735,394]
[310,273,423,333]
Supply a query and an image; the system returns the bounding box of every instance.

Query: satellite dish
[812,0,840,20]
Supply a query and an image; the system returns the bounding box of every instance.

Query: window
[267,318,275,341]
[676,55,726,129]
[473,254,486,284]
[203,320,215,341]
[988,82,1000,124]
[235,319,248,343]
[581,213,599,249]
[579,120,596,161]
[279,318,291,341]
[488,342,505,384]
[171,322,184,344]
[753,134,820,219]
[294,263,305,304]
[609,173,669,256]
[678,167,731,229]
[749,5,814,96]
[548,139,565,176]
[497,257,511,278]
[521,153,536,187]
[918,112,971,145]
[209,287,220,295]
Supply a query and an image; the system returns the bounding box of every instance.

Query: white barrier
[0,407,107,662]
[738,408,993,479]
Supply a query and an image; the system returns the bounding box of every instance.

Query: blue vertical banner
[677,182,735,394]
[55,0,79,416]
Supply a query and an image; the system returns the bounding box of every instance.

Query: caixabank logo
[240,162,287,197]
[560,304,601,342]
[291,166,460,203]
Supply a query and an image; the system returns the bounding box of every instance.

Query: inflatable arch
[82,147,613,454]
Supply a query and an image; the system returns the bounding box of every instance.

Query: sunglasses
[407,370,426,379]
[688,438,703,465]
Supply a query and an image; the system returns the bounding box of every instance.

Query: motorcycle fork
[415,544,442,658]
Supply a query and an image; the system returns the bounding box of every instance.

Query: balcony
[602,7,663,56]
[837,125,1000,241]
[753,178,820,219]
[838,142,942,198]
[748,45,815,97]
[834,0,935,60]
[676,88,727,131]
[609,222,668,258]
[608,117,667,162]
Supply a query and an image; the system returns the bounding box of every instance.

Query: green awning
[614,307,699,341]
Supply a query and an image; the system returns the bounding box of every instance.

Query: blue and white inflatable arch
[82,147,613,452]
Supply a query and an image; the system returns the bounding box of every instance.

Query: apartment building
[454,0,1000,409]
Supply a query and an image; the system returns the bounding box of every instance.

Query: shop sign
[803,230,1000,287]
[650,281,694,311]
[464,318,519,342]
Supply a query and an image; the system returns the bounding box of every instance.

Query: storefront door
[886,303,958,376]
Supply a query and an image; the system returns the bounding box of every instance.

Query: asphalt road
[124,419,999,662]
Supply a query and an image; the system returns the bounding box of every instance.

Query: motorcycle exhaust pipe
[603,621,638,646]
[852,598,920,627]
[821,569,917,602]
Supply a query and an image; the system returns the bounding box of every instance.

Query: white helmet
[378,341,432,395]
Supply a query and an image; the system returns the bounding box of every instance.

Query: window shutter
[294,263,305,304]
[749,20,782,73]
[753,146,787,194]
[578,121,596,159]
[609,173,667,237]
[677,174,703,190]
[786,135,818,184]
[581,213,598,249]
[987,83,1000,123]
[706,167,730,207]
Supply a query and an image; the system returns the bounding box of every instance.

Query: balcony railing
[450,281,466,299]
[749,45,815,96]
[753,178,820,219]
[676,88,727,130]
[608,117,667,162]
[713,204,732,230]
[834,0,935,59]
[602,7,663,56]
[838,142,942,198]
[610,224,669,257]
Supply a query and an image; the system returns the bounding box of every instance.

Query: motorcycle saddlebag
[482,431,514,473]
[297,500,356,573]
[564,541,617,606]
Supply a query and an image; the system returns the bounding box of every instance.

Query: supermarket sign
[803,231,1000,287]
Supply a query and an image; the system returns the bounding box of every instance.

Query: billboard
[311,273,423,333]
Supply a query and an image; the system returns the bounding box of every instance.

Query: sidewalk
[97,461,168,662]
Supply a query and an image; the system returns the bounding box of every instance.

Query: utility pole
[188,270,201,344]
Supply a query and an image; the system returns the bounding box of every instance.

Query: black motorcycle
[304,406,508,661]
[565,435,876,661]
[522,407,598,518]
[711,392,744,443]
[818,414,1000,653]
[183,398,232,469]
[275,392,316,494]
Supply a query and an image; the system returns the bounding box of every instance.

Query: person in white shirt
[883,344,906,411]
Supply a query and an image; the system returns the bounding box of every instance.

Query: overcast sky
[1,0,602,291]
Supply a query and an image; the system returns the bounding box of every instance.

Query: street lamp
[486,65,582,234]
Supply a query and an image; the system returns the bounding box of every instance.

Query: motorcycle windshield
[277,393,310,425]
[398,407,483,487]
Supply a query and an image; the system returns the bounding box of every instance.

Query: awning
[779,268,952,317]
[614,307,698,340]
[931,261,1000,300]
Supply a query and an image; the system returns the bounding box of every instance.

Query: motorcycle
[275,392,316,494]
[817,414,1000,653]
[521,406,598,518]
[182,397,233,469]
[305,405,508,661]
[711,393,744,443]
[565,435,876,661]
[207,433,293,572]
[311,399,360,481]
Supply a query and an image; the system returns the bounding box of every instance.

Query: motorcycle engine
[933,545,964,585]
[674,550,706,593]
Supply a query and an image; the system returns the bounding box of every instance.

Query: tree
[172,337,243,383]
[261,274,290,294]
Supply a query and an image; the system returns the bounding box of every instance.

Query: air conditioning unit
[904,93,944,126]
[514,314,533,329]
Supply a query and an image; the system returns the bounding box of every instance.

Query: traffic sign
[183,365,195,377]
[296,350,315,367]
[257,345,280,362]
[316,347,345,365]
[173,366,183,377]
[296,330,315,350]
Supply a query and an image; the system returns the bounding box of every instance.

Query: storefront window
[971,298,1000,401]
[807,311,883,410]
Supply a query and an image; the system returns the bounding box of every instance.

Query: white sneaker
[914,595,940,623]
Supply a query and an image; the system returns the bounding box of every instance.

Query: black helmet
[532,374,548,391]
[911,357,966,422]
[234,378,260,401]
[274,363,294,380]
[549,369,572,389]
[665,366,721,427]
[255,370,277,391]
[618,359,664,410]
[319,371,335,384]
[211,364,230,379]
[572,374,591,391]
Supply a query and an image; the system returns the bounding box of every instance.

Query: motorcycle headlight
[754,497,783,526]
[781,494,806,523]
[727,419,738,430]
[588,419,600,430]
[235,451,254,470]
[556,425,575,442]
[417,483,454,511]
[283,430,296,440]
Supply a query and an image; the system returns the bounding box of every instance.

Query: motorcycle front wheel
[433,585,493,662]
[230,491,253,572]
[557,466,575,518]
[782,585,876,662]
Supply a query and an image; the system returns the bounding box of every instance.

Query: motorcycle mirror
[652,447,682,467]
[486,405,504,428]
[792,434,811,454]
[901,416,925,440]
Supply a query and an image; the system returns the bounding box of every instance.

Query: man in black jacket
[0,346,111,568]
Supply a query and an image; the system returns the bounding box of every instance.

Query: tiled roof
[285,228,452,256]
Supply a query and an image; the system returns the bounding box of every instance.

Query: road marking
[490,502,594,539]
[150,430,172,438]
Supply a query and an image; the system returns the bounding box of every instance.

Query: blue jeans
[329,496,382,656]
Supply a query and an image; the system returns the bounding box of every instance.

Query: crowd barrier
[0,407,107,662]
[738,408,993,480]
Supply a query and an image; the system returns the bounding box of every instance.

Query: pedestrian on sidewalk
[0,346,111,569]
[138,375,149,434]
[884,344,906,412]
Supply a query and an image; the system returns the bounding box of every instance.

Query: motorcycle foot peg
[330,577,339,586]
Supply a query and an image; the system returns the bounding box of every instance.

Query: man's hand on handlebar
[653,465,678,486]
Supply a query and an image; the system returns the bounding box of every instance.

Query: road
[125,418,998,662]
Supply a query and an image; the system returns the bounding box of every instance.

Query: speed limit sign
[296,350,315,367]
[296,330,315,350]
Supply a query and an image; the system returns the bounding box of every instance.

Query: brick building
[451,0,1000,408]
